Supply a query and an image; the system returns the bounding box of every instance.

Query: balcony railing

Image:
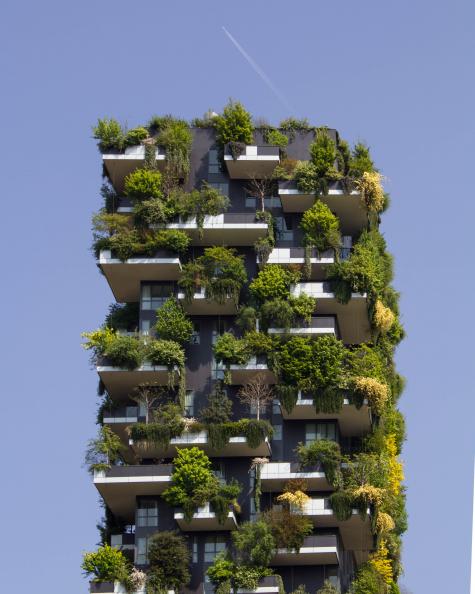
[268,315,338,337]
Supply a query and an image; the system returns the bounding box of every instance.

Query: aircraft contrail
[222,26,294,113]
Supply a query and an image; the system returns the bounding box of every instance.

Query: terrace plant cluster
[83,101,406,594]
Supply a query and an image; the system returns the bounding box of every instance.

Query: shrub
[236,306,258,332]
[260,298,295,330]
[290,294,317,324]
[124,168,163,202]
[133,198,168,228]
[155,298,193,345]
[146,339,185,369]
[244,331,275,356]
[294,161,318,194]
[81,544,129,582]
[156,118,193,179]
[309,128,340,181]
[124,126,148,147]
[329,489,355,521]
[216,99,254,146]
[84,426,125,473]
[92,212,130,236]
[301,200,341,252]
[104,335,142,369]
[250,265,299,302]
[176,183,230,234]
[317,580,341,594]
[105,303,139,332]
[93,118,124,152]
[129,403,185,448]
[213,333,250,368]
[263,507,313,551]
[275,384,299,414]
[147,531,190,592]
[356,171,385,213]
[152,229,190,254]
[353,377,389,416]
[350,563,386,594]
[200,383,233,424]
[369,540,394,585]
[297,440,342,487]
[108,229,141,260]
[349,143,375,178]
[233,520,275,566]
[373,300,396,333]
[263,128,289,148]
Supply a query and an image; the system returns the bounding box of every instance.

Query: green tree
[216,100,254,145]
[93,118,125,151]
[233,520,275,566]
[155,298,193,345]
[301,200,341,252]
[81,544,129,582]
[124,168,163,202]
[147,531,191,592]
[249,265,299,302]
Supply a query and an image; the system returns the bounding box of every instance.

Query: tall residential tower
[83,104,406,594]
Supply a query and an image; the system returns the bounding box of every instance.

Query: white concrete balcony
[280,394,372,436]
[224,145,280,179]
[260,462,331,493]
[177,287,237,315]
[98,249,182,302]
[93,465,172,521]
[268,316,337,337]
[167,213,268,246]
[174,502,238,531]
[272,534,339,565]
[103,145,166,193]
[215,357,277,385]
[129,430,272,458]
[278,181,365,235]
[291,282,370,344]
[97,363,177,400]
[261,247,335,280]
[294,498,373,555]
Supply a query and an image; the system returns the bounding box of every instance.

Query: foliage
[206,418,273,451]
[297,439,342,487]
[215,99,254,146]
[213,333,250,368]
[129,403,184,448]
[350,563,387,594]
[383,410,406,455]
[156,118,193,181]
[93,118,125,152]
[263,507,313,551]
[179,247,246,306]
[244,331,276,356]
[385,435,404,496]
[357,171,385,214]
[260,298,295,331]
[250,265,299,302]
[85,426,125,473]
[200,383,233,424]
[124,568,147,592]
[312,385,344,414]
[273,335,345,391]
[124,126,149,147]
[236,306,258,332]
[145,339,184,369]
[326,229,393,302]
[276,489,310,511]
[290,294,317,324]
[370,540,394,585]
[105,302,139,331]
[155,298,193,345]
[133,199,169,228]
[92,211,130,236]
[103,333,142,370]
[329,489,355,521]
[376,512,396,534]
[147,531,190,591]
[81,544,129,582]
[294,161,318,194]
[308,128,341,193]
[263,128,289,148]
[233,520,276,566]
[317,580,341,594]
[373,300,396,333]
[124,168,163,202]
[353,377,389,416]
[175,183,229,235]
[301,200,341,252]
[349,143,375,178]
[279,117,310,137]
[275,384,299,414]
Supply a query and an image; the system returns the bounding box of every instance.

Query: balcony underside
[224,155,280,179]
[281,399,371,436]
[130,434,272,458]
[174,510,238,531]
[103,149,165,193]
[93,466,172,522]
[98,365,175,400]
[177,293,238,315]
[98,252,182,302]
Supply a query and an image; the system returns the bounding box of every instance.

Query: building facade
[84,107,405,594]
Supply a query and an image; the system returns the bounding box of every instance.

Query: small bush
[216,99,254,146]
[124,168,163,202]
[301,200,341,252]
[93,118,124,152]
[213,333,250,367]
[147,531,191,592]
[294,161,318,194]
[146,339,185,369]
[297,439,342,487]
[155,298,193,345]
[104,335,142,369]
[233,520,275,566]
[349,143,375,178]
[124,126,149,147]
[250,265,299,302]
[373,299,396,333]
[81,544,129,582]
[353,376,389,416]
[263,128,289,148]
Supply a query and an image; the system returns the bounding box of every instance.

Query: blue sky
[1,0,474,592]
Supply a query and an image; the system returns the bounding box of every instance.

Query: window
[192,537,198,563]
[135,536,149,565]
[245,196,256,208]
[305,422,337,445]
[184,391,195,417]
[209,181,229,196]
[141,319,151,335]
[141,284,174,310]
[272,399,281,415]
[275,216,294,241]
[204,535,226,563]
[208,150,220,175]
[191,322,201,345]
[273,424,282,441]
[136,500,158,528]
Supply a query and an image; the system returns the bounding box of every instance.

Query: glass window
[135,537,149,565]
[209,181,229,196]
[184,391,195,417]
[305,422,337,445]
[192,537,198,563]
[191,322,201,345]
[141,319,151,335]
[272,399,281,415]
[275,216,294,241]
[273,425,282,441]
[141,284,174,310]
[246,196,257,208]
[136,500,158,527]
[204,535,226,563]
